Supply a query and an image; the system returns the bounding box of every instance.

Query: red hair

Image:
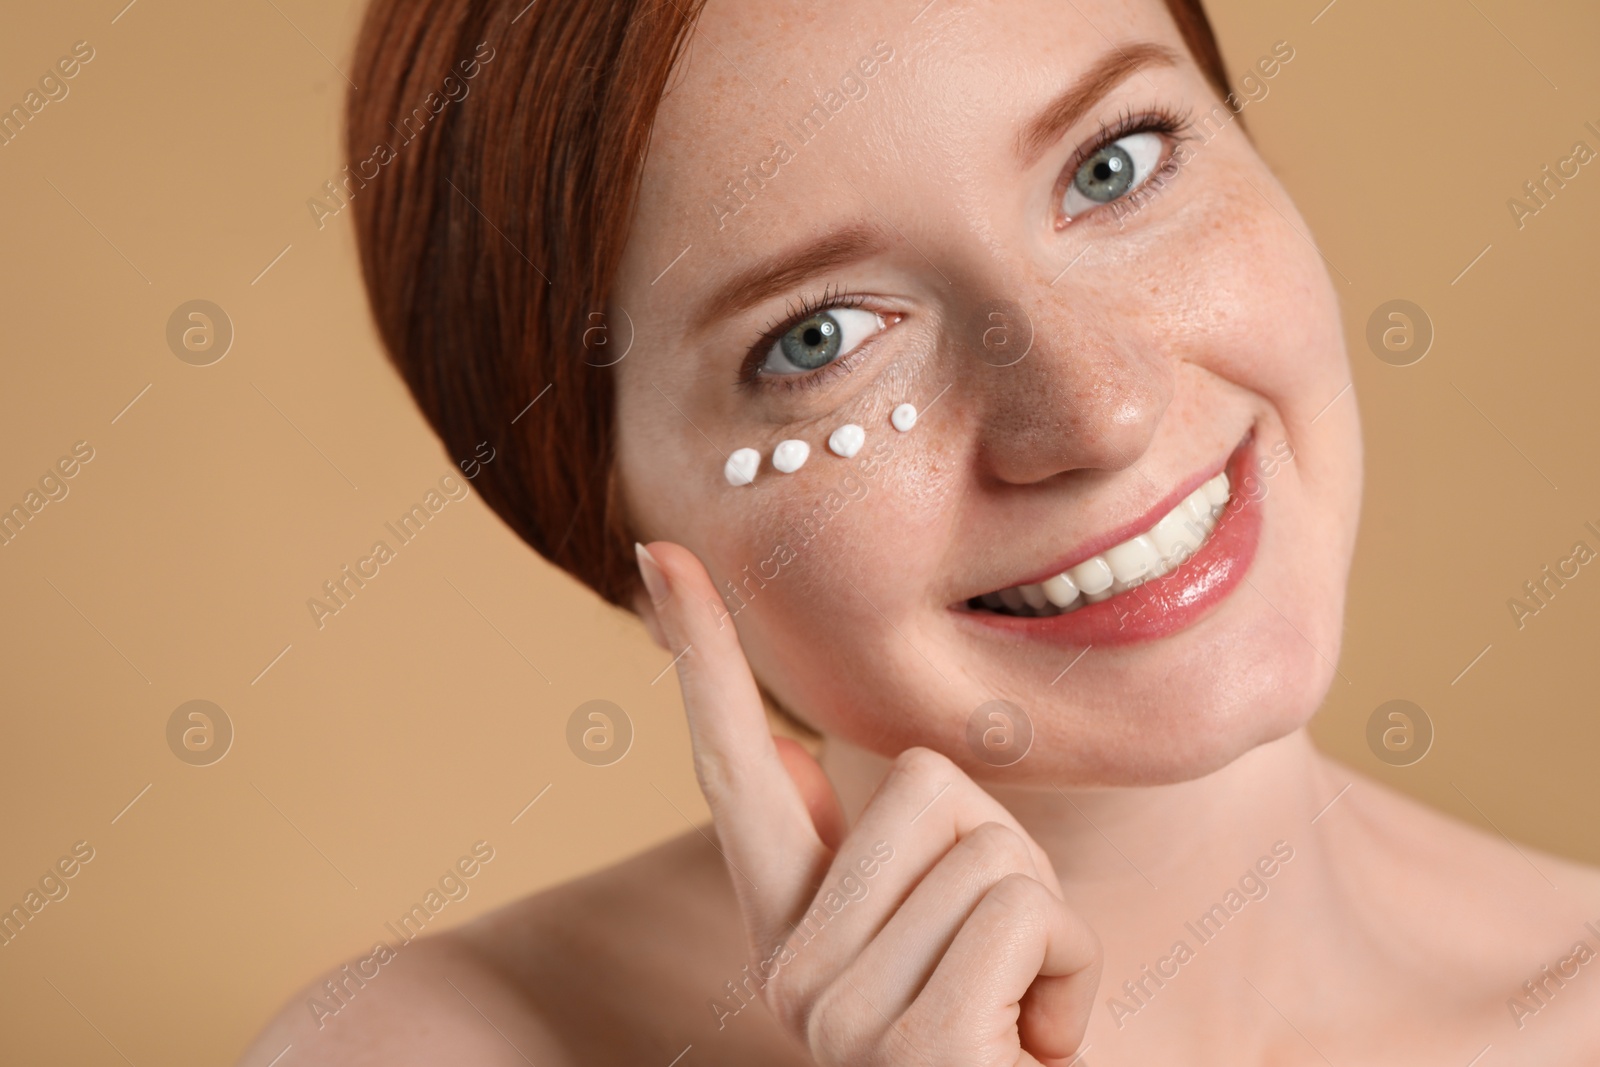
[346,0,1233,608]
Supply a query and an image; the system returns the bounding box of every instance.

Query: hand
[636,541,1102,1066]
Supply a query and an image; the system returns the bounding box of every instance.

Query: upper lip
[967,428,1253,600]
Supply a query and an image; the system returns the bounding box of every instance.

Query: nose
[959,279,1175,486]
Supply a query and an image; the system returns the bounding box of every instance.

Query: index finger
[637,540,832,946]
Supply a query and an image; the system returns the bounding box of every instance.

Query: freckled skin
[240,2,1600,1064]
[612,0,1351,785]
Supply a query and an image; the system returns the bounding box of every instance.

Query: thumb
[772,736,846,853]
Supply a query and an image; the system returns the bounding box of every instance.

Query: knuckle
[803,981,871,1062]
[892,745,953,784]
[964,821,1031,871]
[988,870,1046,913]
[764,976,809,1037]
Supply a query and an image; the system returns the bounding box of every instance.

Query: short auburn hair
[346,0,1233,609]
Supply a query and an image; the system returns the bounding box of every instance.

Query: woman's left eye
[1062,131,1165,218]
[758,306,884,376]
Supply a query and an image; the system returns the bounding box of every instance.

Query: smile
[958,432,1264,646]
[971,473,1231,617]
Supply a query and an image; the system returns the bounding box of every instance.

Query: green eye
[761,307,883,376]
[1063,131,1164,216]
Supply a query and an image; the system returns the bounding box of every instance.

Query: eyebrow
[1015,42,1182,168]
[690,223,890,335]
[688,43,1180,335]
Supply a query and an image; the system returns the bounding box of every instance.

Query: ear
[630,586,670,651]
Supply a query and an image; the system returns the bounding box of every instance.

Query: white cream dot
[772,439,810,473]
[891,403,918,432]
[828,424,865,458]
[724,448,760,486]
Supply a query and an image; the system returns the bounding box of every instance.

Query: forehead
[619,0,1190,304]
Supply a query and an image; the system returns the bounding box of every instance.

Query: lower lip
[959,434,1264,648]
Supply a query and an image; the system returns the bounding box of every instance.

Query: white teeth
[978,470,1232,617]
[1067,556,1114,595]
[1103,534,1160,584]
[1041,573,1080,609]
[1148,508,1199,566]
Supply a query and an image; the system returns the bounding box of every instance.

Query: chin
[944,592,1343,791]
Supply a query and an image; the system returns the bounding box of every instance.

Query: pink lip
[956,432,1263,647]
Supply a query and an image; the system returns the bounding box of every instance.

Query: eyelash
[738,106,1197,392]
[735,283,873,391]
[1055,104,1195,223]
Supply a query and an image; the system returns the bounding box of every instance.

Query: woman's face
[611,0,1362,786]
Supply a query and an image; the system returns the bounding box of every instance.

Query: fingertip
[635,541,671,607]
[642,542,738,645]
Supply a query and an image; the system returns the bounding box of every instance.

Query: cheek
[1149,150,1360,526]
[1187,165,1349,421]
[713,429,963,726]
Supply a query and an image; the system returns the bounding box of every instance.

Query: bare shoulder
[1327,763,1600,1055]
[236,829,809,1066]
[1331,764,1600,926]
[233,926,564,1066]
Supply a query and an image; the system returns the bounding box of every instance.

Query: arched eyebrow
[1015,42,1182,168]
[689,222,890,336]
[687,43,1180,336]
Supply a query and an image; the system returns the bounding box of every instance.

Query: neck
[817,729,1385,1042]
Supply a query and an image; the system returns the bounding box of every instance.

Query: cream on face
[723,448,759,487]
[720,412,902,485]
[828,424,865,458]
[772,439,810,473]
[614,0,1362,786]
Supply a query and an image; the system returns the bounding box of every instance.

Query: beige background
[1,0,1596,1062]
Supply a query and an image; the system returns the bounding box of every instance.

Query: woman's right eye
[758,307,884,376]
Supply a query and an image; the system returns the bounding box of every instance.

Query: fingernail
[635,542,671,607]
